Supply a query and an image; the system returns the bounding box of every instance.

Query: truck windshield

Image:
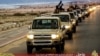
[69,13,75,19]
[52,15,69,22]
[32,19,59,29]
[77,10,81,14]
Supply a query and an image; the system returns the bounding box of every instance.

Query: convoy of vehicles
[26,3,96,54]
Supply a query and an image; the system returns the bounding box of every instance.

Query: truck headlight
[51,34,59,39]
[27,34,34,39]
[65,25,71,29]
[89,8,93,12]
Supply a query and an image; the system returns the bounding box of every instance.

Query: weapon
[54,0,65,13]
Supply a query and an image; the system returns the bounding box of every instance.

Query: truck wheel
[27,45,33,54]
[79,18,82,22]
[83,16,85,20]
[76,21,78,26]
[35,47,42,51]
[68,32,73,40]
[87,13,90,17]
[55,45,62,53]
[73,26,76,33]
[61,40,65,52]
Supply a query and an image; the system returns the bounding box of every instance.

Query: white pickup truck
[51,13,73,39]
[26,16,65,54]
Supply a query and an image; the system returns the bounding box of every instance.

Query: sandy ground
[0,4,69,15]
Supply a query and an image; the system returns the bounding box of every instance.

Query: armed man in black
[54,0,65,13]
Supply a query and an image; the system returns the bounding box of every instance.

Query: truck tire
[68,32,73,40]
[55,44,62,53]
[73,26,76,33]
[76,21,78,26]
[27,44,33,54]
[79,18,82,22]
[83,16,85,20]
[61,39,65,52]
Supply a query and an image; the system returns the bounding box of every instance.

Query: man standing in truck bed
[54,0,65,13]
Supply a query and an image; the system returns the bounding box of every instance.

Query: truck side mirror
[61,26,65,31]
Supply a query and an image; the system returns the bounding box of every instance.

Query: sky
[0,0,99,9]
[0,0,71,4]
[0,0,98,5]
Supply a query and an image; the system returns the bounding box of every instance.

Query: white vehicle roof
[51,13,70,16]
[34,16,60,20]
[73,10,77,12]
[51,13,71,18]
[59,12,70,15]
[41,13,51,16]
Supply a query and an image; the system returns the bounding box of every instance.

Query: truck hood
[28,29,60,35]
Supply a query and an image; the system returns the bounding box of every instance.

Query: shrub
[40,12,47,14]
[13,13,25,16]
[28,12,39,15]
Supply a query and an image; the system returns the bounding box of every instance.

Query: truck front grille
[34,35,51,40]
[33,35,52,45]
[34,37,51,39]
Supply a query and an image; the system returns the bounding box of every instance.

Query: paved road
[0,25,28,47]
[0,6,100,54]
